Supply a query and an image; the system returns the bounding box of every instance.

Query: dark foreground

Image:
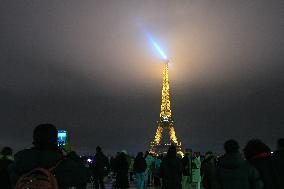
[86,182,204,189]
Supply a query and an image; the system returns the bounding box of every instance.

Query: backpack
[15,160,62,189]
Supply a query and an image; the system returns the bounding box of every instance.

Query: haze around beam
[147,33,168,61]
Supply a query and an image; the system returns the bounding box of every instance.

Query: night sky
[0,0,283,155]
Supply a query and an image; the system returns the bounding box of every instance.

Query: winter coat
[153,158,162,177]
[201,157,219,189]
[155,158,162,168]
[192,156,201,182]
[248,153,280,189]
[113,154,129,188]
[214,153,263,189]
[9,148,89,189]
[145,155,155,174]
[272,150,284,188]
[160,156,182,189]
[92,152,109,176]
[181,155,192,177]
[133,156,147,173]
[0,155,13,189]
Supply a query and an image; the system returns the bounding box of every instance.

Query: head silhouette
[137,152,143,158]
[33,123,58,151]
[167,145,177,158]
[96,146,102,153]
[243,139,270,160]
[224,139,239,154]
[1,147,13,156]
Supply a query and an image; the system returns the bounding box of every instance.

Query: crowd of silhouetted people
[0,123,283,189]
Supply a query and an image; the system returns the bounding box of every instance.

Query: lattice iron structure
[149,61,183,156]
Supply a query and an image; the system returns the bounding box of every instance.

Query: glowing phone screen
[57,130,67,147]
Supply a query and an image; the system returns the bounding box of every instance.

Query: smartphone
[57,130,67,147]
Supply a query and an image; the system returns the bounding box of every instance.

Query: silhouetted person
[214,139,263,189]
[113,151,129,189]
[192,152,202,189]
[272,138,284,188]
[201,152,219,189]
[244,139,280,189]
[153,154,162,187]
[92,146,109,189]
[181,149,192,189]
[159,145,182,189]
[0,147,13,189]
[144,151,155,186]
[128,156,135,182]
[133,152,147,189]
[9,123,89,189]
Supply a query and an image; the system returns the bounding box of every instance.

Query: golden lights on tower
[149,61,183,156]
[160,62,172,119]
[147,34,183,156]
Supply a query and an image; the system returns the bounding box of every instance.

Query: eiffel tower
[149,61,183,156]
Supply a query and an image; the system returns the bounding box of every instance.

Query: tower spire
[149,61,183,156]
[160,62,172,119]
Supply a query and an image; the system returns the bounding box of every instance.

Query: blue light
[152,40,168,60]
[147,34,168,60]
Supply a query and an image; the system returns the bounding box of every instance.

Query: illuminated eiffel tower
[149,61,183,156]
